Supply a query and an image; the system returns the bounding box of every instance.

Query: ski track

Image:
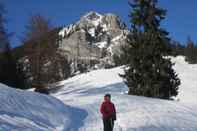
[53,56,197,131]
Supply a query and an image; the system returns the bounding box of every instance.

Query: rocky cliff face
[58,11,129,67]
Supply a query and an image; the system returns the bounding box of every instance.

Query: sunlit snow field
[0,56,197,131]
[53,56,197,131]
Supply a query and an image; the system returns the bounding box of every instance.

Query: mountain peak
[82,11,103,21]
[59,11,127,40]
[81,11,103,27]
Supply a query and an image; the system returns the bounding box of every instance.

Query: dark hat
[104,93,111,98]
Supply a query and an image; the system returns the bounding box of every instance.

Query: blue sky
[3,0,197,47]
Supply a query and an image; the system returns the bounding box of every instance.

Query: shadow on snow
[65,105,88,131]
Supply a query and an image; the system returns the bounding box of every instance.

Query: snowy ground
[0,84,73,131]
[52,56,197,131]
[172,56,197,104]
[0,56,197,131]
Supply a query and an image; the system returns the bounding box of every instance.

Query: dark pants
[103,118,114,131]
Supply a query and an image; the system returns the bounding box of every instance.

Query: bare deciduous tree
[23,14,71,89]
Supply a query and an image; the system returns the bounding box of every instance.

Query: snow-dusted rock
[58,11,129,66]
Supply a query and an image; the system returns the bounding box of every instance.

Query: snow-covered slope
[52,56,197,131]
[0,84,73,131]
[172,56,197,104]
[1,56,197,131]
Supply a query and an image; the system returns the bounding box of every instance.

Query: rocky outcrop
[58,11,129,67]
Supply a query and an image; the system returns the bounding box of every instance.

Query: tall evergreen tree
[0,3,26,89]
[0,3,7,51]
[0,44,27,89]
[122,0,180,99]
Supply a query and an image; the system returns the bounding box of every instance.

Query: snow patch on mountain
[112,34,124,42]
[59,24,77,38]
[94,41,108,49]
[88,28,96,37]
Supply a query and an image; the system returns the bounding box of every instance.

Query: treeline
[114,38,197,66]
[171,38,197,64]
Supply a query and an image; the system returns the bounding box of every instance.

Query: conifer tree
[122,0,180,99]
[0,3,26,89]
[0,44,27,89]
